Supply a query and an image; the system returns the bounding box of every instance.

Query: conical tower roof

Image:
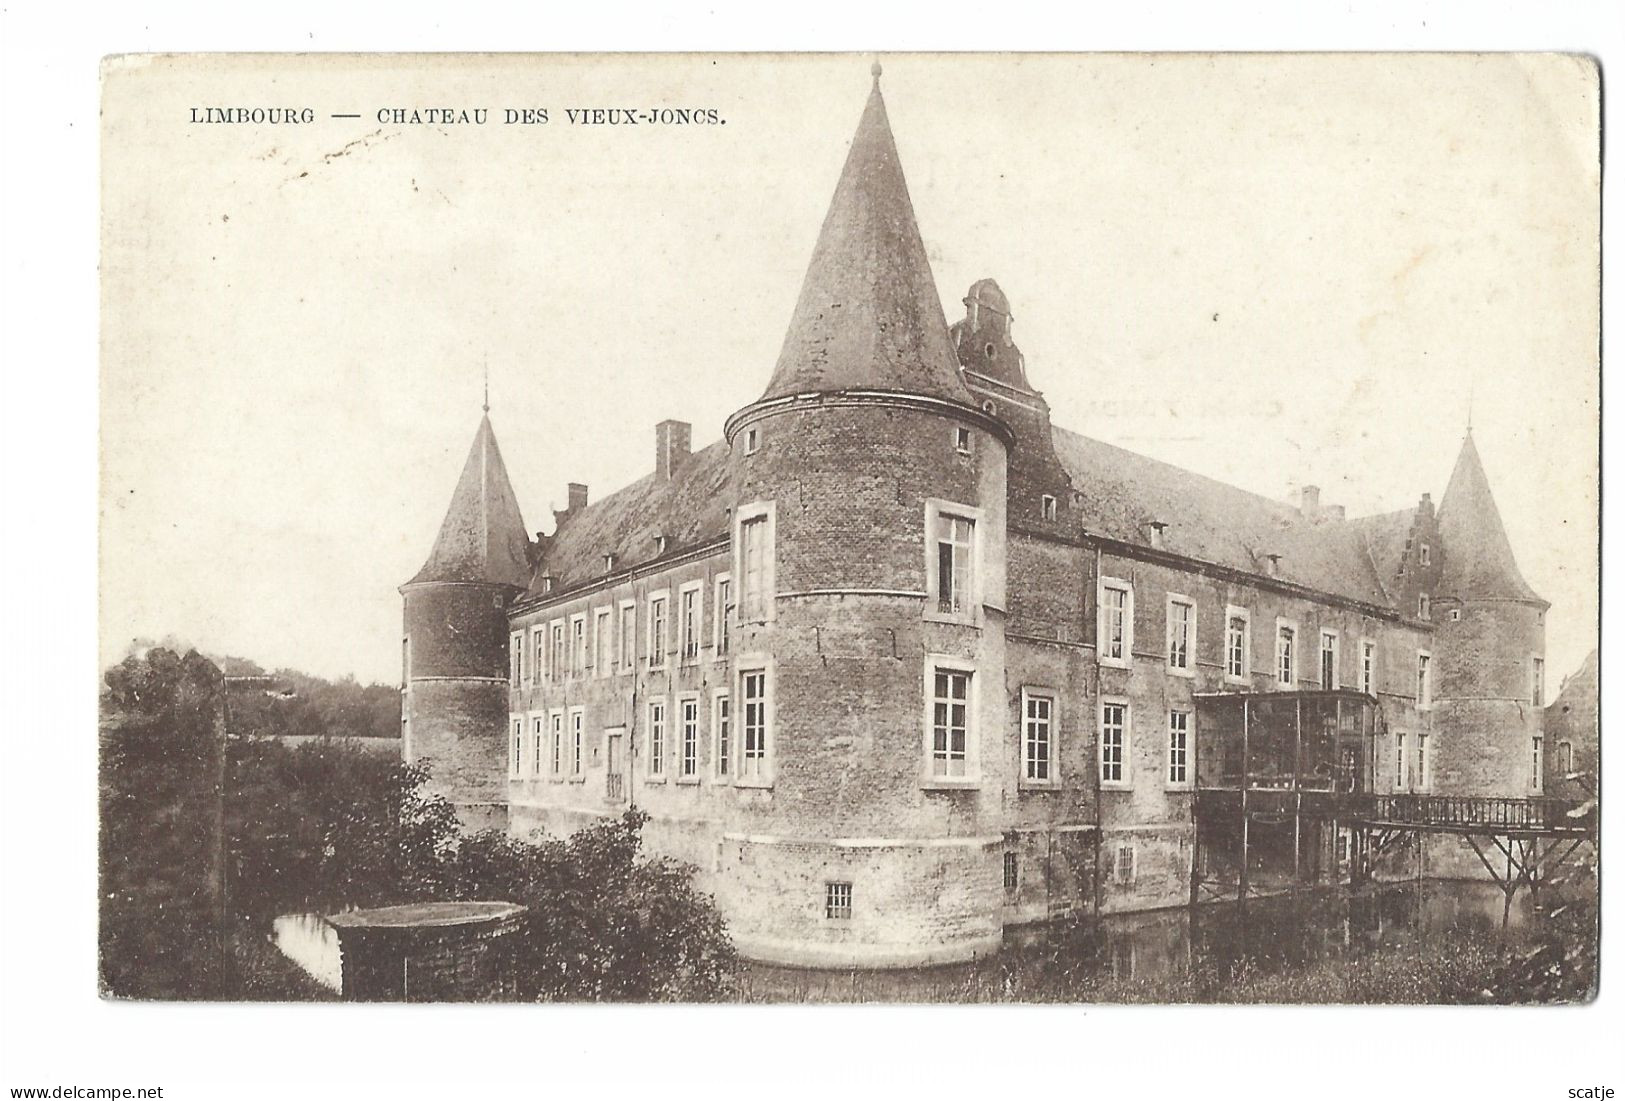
[1436,433,1544,604]
[407,414,532,588]
[758,69,974,405]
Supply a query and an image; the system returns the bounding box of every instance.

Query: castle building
[400,71,1549,967]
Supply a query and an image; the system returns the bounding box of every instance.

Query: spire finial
[871,59,882,85]
[483,356,490,415]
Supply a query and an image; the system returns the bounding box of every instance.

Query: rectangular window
[1099,579,1132,666]
[1225,608,1250,681]
[619,601,636,671]
[550,622,565,681]
[679,697,699,777]
[509,718,523,778]
[594,608,612,677]
[934,512,975,615]
[713,691,731,778]
[714,575,732,658]
[1004,852,1019,892]
[1420,543,1431,566]
[740,670,768,782]
[1320,630,1339,690]
[1395,733,1408,791]
[1100,701,1128,786]
[1416,652,1432,709]
[1532,736,1544,789]
[1557,741,1572,776]
[550,711,563,776]
[680,583,702,662]
[1532,657,1545,707]
[509,635,523,686]
[531,716,544,777]
[1166,597,1194,673]
[1277,623,1297,686]
[739,511,772,622]
[930,668,971,778]
[1041,494,1058,521]
[531,628,544,685]
[571,615,587,677]
[647,699,666,777]
[1361,640,1377,696]
[1417,732,1431,791]
[1167,709,1190,786]
[1022,692,1053,783]
[569,708,584,776]
[954,425,971,454]
[825,882,853,920]
[1116,845,1136,886]
[648,595,668,668]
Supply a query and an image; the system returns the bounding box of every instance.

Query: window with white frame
[570,615,587,677]
[1417,732,1431,791]
[713,690,731,778]
[1167,709,1191,787]
[647,698,667,777]
[679,582,703,663]
[679,697,700,777]
[1531,736,1544,790]
[531,716,544,777]
[739,667,770,782]
[1166,596,1194,674]
[1320,630,1339,690]
[928,663,973,779]
[569,708,584,776]
[1041,494,1058,521]
[1276,622,1298,686]
[1225,608,1250,681]
[824,882,852,920]
[550,621,565,681]
[736,503,775,623]
[1416,652,1432,709]
[1099,578,1133,667]
[550,711,563,776]
[509,634,523,687]
[531,627,545,685]
[1022,691,1053,783]
[509,718,523,778]
[1360,640,1377,696]
[929,505,977,617]
[714,575,732,658]
[1100,701,1129,787]
[593,608,612,677]
[618,601,636,672]
[647,594,668,668]
[1532,657,1545,707]
[1395,732,1408,791]
[953,425,972,454]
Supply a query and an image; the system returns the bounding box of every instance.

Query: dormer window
[655,534,670,556]
[603,553,616,573]
[1041,495,1058,521]
[540,575,555,594]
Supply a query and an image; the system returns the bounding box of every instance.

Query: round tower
[1430,432,1548,798]
[400,412,533,830]
[714,69,1015,967]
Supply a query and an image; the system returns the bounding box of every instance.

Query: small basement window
[825,882,853,920]
[1004,852,1019,892]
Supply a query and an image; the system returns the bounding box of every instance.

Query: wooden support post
[1239,699,1251,902]
[1188,797,1202,908]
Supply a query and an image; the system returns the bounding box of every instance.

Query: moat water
[275,878,1554,1002]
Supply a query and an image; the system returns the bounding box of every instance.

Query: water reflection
[741,880,1541,1003]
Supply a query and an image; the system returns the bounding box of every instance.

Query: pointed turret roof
[1435,432,1544,604]
[758,69,974,405]
[407,414,532,588]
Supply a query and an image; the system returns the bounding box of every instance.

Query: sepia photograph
[91,51,1601,1010]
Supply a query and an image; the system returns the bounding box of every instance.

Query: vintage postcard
[98,52,1599,1006]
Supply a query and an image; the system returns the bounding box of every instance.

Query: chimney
[568,483,589,512]
[655,419,692,481]
[1300,485,1321,521]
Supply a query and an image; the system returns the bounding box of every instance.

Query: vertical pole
[1189,795,1202,908]
[1293,698,1303,886]
[1239,699,1251,902]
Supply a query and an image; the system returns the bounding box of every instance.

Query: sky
[99,53,1600,686]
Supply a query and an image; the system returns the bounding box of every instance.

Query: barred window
[825,881,852,920]
[1004,852,1019,892]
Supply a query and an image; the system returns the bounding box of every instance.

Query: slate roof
[757,73,974,406]
[1051,427,1396,607]
[520,440,737,600]
[1435,433,1545,604]
[408,415,532,588]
